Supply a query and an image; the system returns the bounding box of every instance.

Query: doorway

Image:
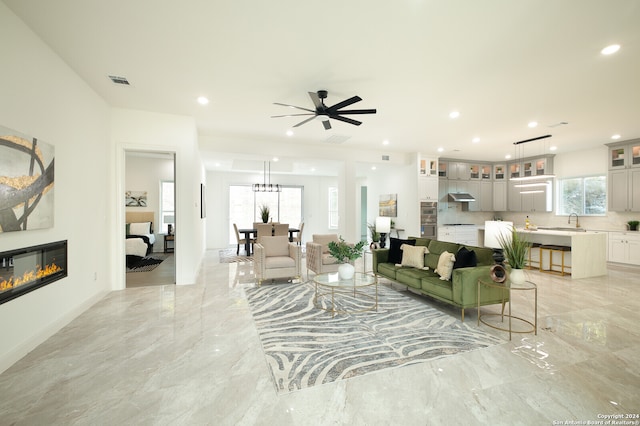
[125,151,176,287]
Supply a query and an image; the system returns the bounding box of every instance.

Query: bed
[126,212,156,266]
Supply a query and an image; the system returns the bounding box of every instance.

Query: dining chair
[233,223,253,255]
[292,222,304,245]
[273,223,289,238]
[255,223,273,243]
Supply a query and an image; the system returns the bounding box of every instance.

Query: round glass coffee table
[312,272,378,317]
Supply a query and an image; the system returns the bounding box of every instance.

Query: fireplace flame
[0,263,62,291]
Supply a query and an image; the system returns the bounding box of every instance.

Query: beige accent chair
[253,236,302,286]
[305,233,344,277]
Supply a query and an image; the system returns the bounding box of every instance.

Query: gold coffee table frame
[313,272,378,317]
[477,278,537,340]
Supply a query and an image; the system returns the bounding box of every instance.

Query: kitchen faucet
[568,213,580,228]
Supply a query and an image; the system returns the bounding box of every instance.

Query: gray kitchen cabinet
[493,181,507,211]
[607,139,640,212]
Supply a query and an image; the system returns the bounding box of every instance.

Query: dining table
[238,226,300,255]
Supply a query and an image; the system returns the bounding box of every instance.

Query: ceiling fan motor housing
[317,90,328,99]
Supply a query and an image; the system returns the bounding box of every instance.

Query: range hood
[448,192,476,202]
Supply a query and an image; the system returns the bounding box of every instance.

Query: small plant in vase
[496,225,530,284]
[368,223,380,249]
[328,237,366,280]
[259,205,270,223]
[628,220,639,231]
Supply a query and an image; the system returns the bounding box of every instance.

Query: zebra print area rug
[246,282,505,394]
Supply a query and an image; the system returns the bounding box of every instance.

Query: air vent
[382,155,390,161]
[108,75,130,85]
[548,121,568,128]
[324,134,350,144]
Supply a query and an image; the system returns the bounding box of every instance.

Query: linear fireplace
[0,240,67,305]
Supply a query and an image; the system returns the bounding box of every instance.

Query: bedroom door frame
[117,147,177,290]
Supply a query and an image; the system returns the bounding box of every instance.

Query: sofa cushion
[428,240,461,256]
[313,234,339,254]
[377,262,399,280]
[470,246,495,266]
[261,236,290,257]
[411,237,431,247]
[425,252,440,271]
[435,251,456,281]
[400,244,428,269]
[265,256,295,269]
[454,247,477,269]
[388,237,415,264]
[421,278,453,300]
[396,267,434,289]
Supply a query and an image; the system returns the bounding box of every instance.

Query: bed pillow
[435,251,456,281]
[388,238,416,264]
[453,247,477,269]
[129,222,151,235]
[400,244,429,269]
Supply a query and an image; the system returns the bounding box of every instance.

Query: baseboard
[0,290,109,374]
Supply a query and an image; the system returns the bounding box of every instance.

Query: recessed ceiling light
[214,162,220,167]
[505,154,512,159]
[472,137,480,143]
[611,134,621,140]
[272,157,279,162]
[371,166,377,171]
[601,44,621,55]
[550,146,557,151]
[382,139,389,145]
[528,121,538,128]
[286,130,294,137]
[437,147,444,152]
[310,167,316,172]
[449,111,460,119]
[197,96,209,105]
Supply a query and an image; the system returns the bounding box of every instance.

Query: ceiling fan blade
[322,119,332,130]
[329,115,362,126]
[327,95,362,112]
[308,92,323,110]
[293,116,317,128]
[332,108,377,115]
[271,113,315,118]
[273,102,315,113]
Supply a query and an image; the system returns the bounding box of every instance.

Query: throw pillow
[399,244,429,269]
[388,237,416,264]
[453,247,477,269]
[435,251,456,281]
[129,222,151,235]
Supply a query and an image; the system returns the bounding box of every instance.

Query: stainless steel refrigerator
[420,201,437,238]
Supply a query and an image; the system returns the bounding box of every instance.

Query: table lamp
[376,216,392,248]
[484,220,513,264]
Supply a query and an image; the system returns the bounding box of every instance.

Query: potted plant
[328,236,366,280]
[368,222,380,248]
[496,225,530,284]
[628,220,639,231]
[259,205,270,223]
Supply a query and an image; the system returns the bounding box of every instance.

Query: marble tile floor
[0,251,639,425]
[126,253,175,288]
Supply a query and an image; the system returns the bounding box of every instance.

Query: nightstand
[163,234,174,253]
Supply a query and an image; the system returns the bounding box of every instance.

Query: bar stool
[539,245,571,276]
[527,243,542,270]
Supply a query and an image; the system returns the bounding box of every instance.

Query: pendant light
[252,161,281,192]
[510,135,556,193]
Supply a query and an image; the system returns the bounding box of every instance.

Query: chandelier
[252,161,281,192]
[510,135,555,194]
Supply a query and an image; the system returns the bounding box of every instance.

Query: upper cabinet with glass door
[607,139,640,170]
[469,164,492,180]
[418,155,438,176]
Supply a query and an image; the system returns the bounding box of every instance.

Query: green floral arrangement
[496,226,530,269]
[367,222,380,242]
[328,237,366,263]
[259,205,270,223]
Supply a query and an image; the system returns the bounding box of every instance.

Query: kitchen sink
[537,226,587,232]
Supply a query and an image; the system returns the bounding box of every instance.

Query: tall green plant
[259,205,270,223]
[496,226,530,269]
[367,222,380,242]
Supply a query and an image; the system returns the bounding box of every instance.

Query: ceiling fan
[271,90,377,130]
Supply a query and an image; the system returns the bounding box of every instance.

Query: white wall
[0,4,112,372]
[111,109,205,287]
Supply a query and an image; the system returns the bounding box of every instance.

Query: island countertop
[515,227,607,279]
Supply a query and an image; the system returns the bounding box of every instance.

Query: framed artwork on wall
[125,191,147,207]
[379,194,397,217]
[0,125,55,233]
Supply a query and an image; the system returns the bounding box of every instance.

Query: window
[557,175,606,215]
[159,180,175,233]
[328,187,338,229]
[228,185,303,244]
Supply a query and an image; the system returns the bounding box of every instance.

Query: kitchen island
[516,228,607,279]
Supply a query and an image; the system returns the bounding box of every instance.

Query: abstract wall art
[379,193,397,217]
[125,191,147,207]
[0,125,55,233]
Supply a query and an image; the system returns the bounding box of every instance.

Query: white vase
[510,268,526,285]
[338,263,355,280]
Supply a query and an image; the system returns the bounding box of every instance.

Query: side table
[164,234,175,253]
[477,278,537,340]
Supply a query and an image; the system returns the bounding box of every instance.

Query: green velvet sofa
[372,237,508,321]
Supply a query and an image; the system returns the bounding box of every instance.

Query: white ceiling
[5,0,640,174]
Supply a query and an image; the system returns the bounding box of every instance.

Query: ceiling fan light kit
[272,90,377,130]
